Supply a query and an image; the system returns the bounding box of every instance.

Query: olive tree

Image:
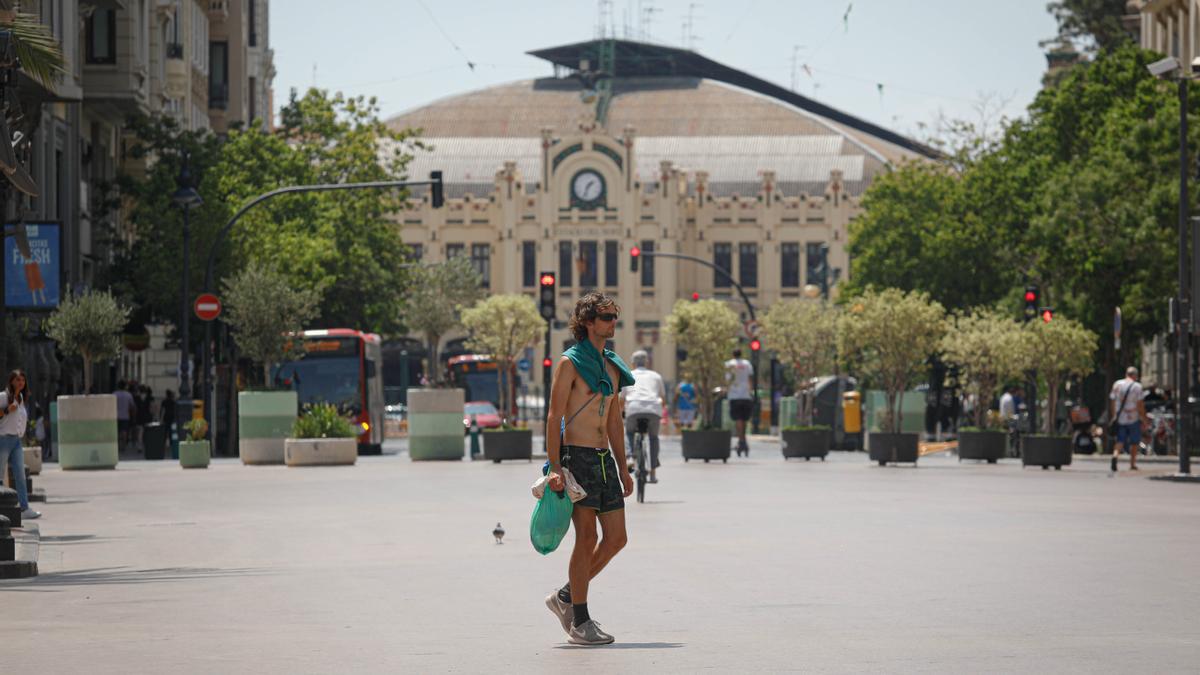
[941,308,1025,429]
[666,299,741,430]
[761,299,838,426]
[1017,317,1097,436]
[460,294,546,427]
[404,256,484,385]
[222,263,320,386]
[838,288,946,434]
[45,290,130,393]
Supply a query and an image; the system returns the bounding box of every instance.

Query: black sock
[1111,456,1118,472]
[558,583,571,604]
[572,603,590,627]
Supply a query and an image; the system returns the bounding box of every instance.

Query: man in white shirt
[621,350,666,482]
[725,349,754,456]
[1109,366,1148,472]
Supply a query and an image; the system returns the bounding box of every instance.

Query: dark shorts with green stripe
[562,445,624,514]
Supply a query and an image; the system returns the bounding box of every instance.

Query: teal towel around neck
[563,339,635,398]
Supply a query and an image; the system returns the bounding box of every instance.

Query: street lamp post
[172,152,203,440]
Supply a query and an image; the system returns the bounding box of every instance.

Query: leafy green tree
[1016,317,1098,436]
[45,290,130,393]
[404,257,484,385]
[941,308,1026,429]
[1047,0,1133,53]
[666,299,741,430]
[838,288,946,434]
[460,295,547,426]
[761,299,838,425]
[1,7,66,87]
[222,263,320,386]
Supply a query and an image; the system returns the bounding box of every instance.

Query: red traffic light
[630,246,640,258]
[1024,291,1037,302]
[540,273,555,286]
[542,357,552,368]
[691,292,700,301]
[749,339,761,352]
[1041,309,1053,323]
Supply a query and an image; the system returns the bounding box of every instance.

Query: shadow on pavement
[556,642,684,650]
[6,566,273,589]
[39,534,123,546]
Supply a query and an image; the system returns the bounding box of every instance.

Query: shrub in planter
[405,256,484,386]
[179,418,211,469]
[460,294,547,429]
[941,308,1024,432]
[667,299,740,462]
[286,404,357,466]
[781,425,831,461]
[762,300,838,429]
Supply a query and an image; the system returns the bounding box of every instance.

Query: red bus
[446,354,518,420]
[272,329,385,453]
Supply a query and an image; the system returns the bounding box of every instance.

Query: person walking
[0,370,41,520]
[725,348,755,456]
[1109,366,1149,472]
[544,292,635,646]
[114,380,136,453]
[620,350,666,483]
[676,378,698,430]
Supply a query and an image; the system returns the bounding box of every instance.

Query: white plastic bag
[531,466,588,503]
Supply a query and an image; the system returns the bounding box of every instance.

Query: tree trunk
[1045,376,1059,436]
[886,390,898,434]
[427,333,441,386]
[262,363,270,390]
[82,353,93,394]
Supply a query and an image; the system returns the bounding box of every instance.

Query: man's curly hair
[569,292,620,343]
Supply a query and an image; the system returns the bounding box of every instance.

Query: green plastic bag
[530,487,573,555]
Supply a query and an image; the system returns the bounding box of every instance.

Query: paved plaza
[2,437,1198,674]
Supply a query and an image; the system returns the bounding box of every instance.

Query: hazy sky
[272,1,1061,139]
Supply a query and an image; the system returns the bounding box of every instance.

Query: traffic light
[749,338,761,352]
[1023,285,1039,321]
[1040,307,1054,323]
[539,271,556,320]
[542,357,552,369]
[691,292,700,301]
[630,245,640,272]
[430,170,444,209]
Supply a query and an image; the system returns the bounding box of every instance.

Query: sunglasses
[595,312,619,322]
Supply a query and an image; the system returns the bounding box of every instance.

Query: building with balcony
[207,0,273,133]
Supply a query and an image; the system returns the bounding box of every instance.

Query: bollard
[0,487,21,528]
[469,415,481,459]
[0,514,13,561]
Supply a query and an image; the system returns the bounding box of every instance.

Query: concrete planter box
[1022,435,1072,470]
[284,437,357,467]
[483,429,533,462]
[22,448,41,476]
[179,440,210,469]
[781,428,830,461]
[238,390,298,465]
[57,395,118,470]
[958,430,1006,463]
[868,432,919,466]
[408,388,465,461]
[682,429,732,463]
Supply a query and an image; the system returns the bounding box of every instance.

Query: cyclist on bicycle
[620,350,666,484]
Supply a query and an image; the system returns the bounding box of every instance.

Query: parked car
[464,401,502,432]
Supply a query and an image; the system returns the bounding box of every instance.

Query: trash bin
[842,392,862,434]
[143,422,167,460]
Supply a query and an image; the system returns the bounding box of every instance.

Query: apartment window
[406,243,423,262]
[248,77,257,122]
[713,243,732,288]
[248,0,258,46]
[522,241,536,287]
[640,240,655,287]
[738,243,758,289]
[806,242,828,286]
[604,240,618,287]
[446,243,464,260]
[209,41,229,109]
[86,8,116,64]
[781,243,801,288]
[578,240,598,289]
[471,244,491,288]
[558,241,573,287]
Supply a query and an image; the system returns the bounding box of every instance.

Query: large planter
[958,430,1006,464]
[682,429,732,463]
[483,429,533,462]
[284,437,357,467]
[57,394,118,470]
[179,440,210,469]
[238,390,298,465]
[868,432,919,466]
[407,388,465,461]
[22,447,41,476]
[781,428,830,461]
[1022,435,1072,470]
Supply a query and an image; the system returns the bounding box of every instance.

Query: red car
[464,401,502,432]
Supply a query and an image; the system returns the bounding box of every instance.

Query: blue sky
[272,1,1060,139]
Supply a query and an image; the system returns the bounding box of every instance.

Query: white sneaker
[568,619,615,645]
[545,591,574,634]
[21,508,41,520]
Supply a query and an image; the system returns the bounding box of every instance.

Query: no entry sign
[194,293,222,321]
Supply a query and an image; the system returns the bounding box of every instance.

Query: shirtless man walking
[544,292,635,646]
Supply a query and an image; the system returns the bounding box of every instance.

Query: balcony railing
[209,82,228,110]
[166,42,184,59]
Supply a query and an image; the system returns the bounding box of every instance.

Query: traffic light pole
[636,250,761,432]
[1176,77,1192,474]
[199,174,444,451]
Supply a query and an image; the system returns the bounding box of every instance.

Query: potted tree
[941,309,1023,464]
[285,403,358,466]
[45,290,130,470]
[839,288,946,466]
[666,299,740,463]
[1016,317,1097,470]
[762,299,837,461]
[179,418,211,469]
[404,257,483,461]
[222,264,319,465]
[460,294,546,462]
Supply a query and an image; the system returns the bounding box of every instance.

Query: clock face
[571,170,604,204]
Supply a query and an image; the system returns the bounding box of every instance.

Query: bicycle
[633,416,649,504]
